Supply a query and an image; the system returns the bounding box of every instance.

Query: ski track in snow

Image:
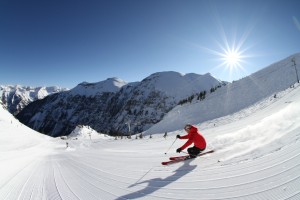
[1,86,300,199]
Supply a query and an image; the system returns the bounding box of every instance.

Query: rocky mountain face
[16,72,222,137]
[0,85,68,115]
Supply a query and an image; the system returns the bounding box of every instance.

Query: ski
[162,150,215,165]
[169,155,188,161]
[169,149,214,160]
[162,156,192,165]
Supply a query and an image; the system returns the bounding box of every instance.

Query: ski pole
[164,137,177,154]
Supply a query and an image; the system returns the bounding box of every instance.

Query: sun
[194,22,253,81]
[222,48,242,68]
[200,41,249,81]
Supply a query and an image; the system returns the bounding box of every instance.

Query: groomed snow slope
[1,85,300,199]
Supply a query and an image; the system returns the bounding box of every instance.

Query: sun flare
[197,21,253,81]
[200,41,249,81]
[222,48,242,68]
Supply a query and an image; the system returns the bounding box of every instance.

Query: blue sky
[1,0,300,88]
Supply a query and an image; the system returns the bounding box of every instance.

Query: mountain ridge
[0,85,68,115]
[16,71,222,137]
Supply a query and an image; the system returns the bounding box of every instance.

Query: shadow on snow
[116,159,197,199]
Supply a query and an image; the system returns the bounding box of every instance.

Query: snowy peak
[140,71,221,100]
[0,85,68,115]
[35,86,66,99]
[69,77,127,96]
[0,85,66,100]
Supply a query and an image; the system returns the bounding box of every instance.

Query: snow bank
[212,100,300,161]
[0,105,51,152]
[68,125,111,140]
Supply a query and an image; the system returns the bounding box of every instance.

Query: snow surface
[1,82,300,199]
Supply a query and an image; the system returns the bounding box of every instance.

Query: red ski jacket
[179,125,206,150]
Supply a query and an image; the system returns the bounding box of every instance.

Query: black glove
[176,135,181,139]
[176,148,181,153]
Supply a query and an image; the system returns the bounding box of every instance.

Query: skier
[163,132,167,139]
[176,124,206,158]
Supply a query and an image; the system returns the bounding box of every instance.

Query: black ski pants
[187,146,205,158]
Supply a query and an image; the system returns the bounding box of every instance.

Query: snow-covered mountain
[16,73,222,137]
[0,85,68,115]
[145,53,300,134]
[69,77,127,96]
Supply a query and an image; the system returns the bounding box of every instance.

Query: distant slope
[146,53,300,134]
